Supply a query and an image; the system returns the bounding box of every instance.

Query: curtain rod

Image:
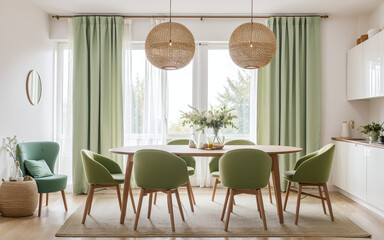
[52,14,329,20]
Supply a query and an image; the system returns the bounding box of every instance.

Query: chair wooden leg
[221,188,230,221]
[61,190,68,212]
[224,189,235,231]
[189,182,196,205]
[175,189,185,221]
[212,178,219,201]
[318,185,327,214]
[134,189,145,230]
[129,185,136,214]
[147,193,153,219]
[257,189,268,230]
[283,181,291,211]
[295,184,302,225]
[46,193,49,206]
[186,181,194,212]
[116,185,122,210]
[87,187,95,215]
[268,180,273,204]
[38,193,43,217]
[167,192,176,232]
[323,183,334,221]
[153,192,157,205]
[256,193,261,218]
[82,185,94,224]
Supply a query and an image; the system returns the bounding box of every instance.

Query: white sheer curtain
[54,19,74,191]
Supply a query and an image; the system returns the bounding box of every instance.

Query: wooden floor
[0,187,383,240]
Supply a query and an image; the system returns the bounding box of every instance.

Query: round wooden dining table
[110,144,302,224]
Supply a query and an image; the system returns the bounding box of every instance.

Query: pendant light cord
[250,0,253,46]
[251,0,253,24]
[169,0,172,44]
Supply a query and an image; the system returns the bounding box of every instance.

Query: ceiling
[32,0,383,17]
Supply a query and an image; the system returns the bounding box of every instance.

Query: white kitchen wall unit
[347,44,363,100]
[332,138,384,213]
[347,31,383,100]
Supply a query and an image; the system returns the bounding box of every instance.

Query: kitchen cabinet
[332,141,348,191]
[347,31,384,100]
[347,44,363,100]
[346,143,366,200]
[366,147,384,212]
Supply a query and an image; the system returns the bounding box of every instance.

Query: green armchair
[219,149,272,231]
[153,139,196,211]
[17,141,67,217]
[209,139,272,203]
[80,150,136,224]
[133,149,189,231]
[283,143,336,224]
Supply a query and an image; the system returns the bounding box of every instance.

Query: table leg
[120,154,134,224]
[271,154,284,223]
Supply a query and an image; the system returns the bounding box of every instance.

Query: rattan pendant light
[229,0,277,69]
[145,0,195,70]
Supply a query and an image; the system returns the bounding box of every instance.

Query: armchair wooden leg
[186,181,194,212]
[267,180,273,204]
[189,182,196,205]
[116,185,122,210]
[147,193,153,219]
[82,185,94,224]
[153,192,157,205]
[257,189,267,230]
[318,185,327,214]
[87,187,95,215]
[129,185,136,214]
[46,193,49,206]
[295,184,302,225]
[221,188,230,221]
[212,178,219,201]
[175,189,185,221]
[38,193,43,217]
[167,192,176,232]
[61,190,68,212]
[224,189,235,231]
[323,183,334,221]
[284,181,291,211]
[256,193,261,218]
[134,188,145,230]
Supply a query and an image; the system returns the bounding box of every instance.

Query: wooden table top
[110,145,303,157]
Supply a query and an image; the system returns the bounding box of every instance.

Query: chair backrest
[294,143,336,184]
[17,142,60,176]
[81,149,117,185]
[219,149,272,190]
[209,139,255,173]
[134,149,189,190]
[167,139,196,169]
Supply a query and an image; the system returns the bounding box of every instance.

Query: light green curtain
[72,16,124,194]
[257,17,321,190]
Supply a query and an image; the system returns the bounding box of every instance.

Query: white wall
[0,0,54,180]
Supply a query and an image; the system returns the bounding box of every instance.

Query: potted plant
[180,105,238,149]
[360,122,384,143]
[2,136,23,181]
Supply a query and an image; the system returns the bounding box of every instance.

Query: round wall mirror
[26,70,42,105]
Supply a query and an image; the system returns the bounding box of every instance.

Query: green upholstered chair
[17,141,67,217]
[153,139,196,211]
[209,139,273,203]
[220,149,272,231]
[80,150,136,224]
[283,143,336,224]
[133,149,189,232]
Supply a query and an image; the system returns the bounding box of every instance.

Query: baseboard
[334,186,384,218]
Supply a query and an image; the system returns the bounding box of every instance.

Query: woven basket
[0,180,38,217]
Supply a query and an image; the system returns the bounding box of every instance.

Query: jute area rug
[56,191,370,238]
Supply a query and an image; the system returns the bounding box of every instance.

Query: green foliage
[180,105,238,132]
[2,135,18,162]
[130,74,145,134]
[216,70,250,134]
[360,122,384,134]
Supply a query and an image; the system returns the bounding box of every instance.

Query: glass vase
[9,161,18,181]
[209,128,225,145]
[197,129,208,149]
[369,131,380,143]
